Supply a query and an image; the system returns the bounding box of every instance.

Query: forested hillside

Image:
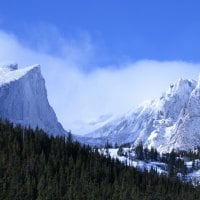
[0,120,199,200]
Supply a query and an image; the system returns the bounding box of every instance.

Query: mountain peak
[0,64,41,86]
[0,63,66,136]
[167,78,196,96]
[78,76,200,152]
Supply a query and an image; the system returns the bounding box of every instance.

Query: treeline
[134,143,187,176]
[0,120,200,199]
[117,142,192,177]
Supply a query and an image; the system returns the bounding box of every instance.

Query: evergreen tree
[0,120,199,200]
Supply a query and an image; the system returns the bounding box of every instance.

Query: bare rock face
[0,63,66,136]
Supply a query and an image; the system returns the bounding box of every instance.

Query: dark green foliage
[0,120,199,200]
[134,143,188,176]
[117,146,124,156]
[135,142,144,160]
[135,143,158,161]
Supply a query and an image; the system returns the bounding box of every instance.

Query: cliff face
[0,63,66,136]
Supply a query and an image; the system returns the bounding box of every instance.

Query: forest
[0,120,200,200]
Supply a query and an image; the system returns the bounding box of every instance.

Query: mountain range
[78,76,200,152]
[2,63,200,152]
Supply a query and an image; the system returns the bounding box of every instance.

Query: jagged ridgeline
[80,77,200,152]
[3,63,200,153]
[0,120,199,200]
[0,63,65,136]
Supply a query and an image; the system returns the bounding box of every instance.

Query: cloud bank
[0,29,200,135]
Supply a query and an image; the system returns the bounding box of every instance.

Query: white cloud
[0,29,200,135]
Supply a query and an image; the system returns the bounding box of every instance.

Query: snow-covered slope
[79,77,200,152]
[0,63,66,136]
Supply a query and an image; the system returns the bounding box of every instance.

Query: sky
[0,1,200,134]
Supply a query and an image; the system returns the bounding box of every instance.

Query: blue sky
[1,0,200,66]
[0,1,200,133]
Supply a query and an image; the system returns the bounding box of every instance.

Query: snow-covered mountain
[79,77,200,152]
[0,63,66,136]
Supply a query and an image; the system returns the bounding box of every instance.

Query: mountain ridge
[78,77,200,152]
